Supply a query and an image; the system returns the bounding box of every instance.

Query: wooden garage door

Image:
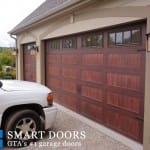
[45,21,146,142]
[23,43,36,82]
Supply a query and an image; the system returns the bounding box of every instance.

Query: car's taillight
[47,93,53,105]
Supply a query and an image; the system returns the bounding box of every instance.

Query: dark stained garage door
[23,43,36,82]
[45,21,146,143]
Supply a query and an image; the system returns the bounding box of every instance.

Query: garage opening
[23,42,36,82]
[45,21,146,143]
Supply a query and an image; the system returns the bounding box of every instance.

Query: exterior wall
[43,17,142,39]
[16,0,150,82]
[15,0,150,149]
[143,17,150,150]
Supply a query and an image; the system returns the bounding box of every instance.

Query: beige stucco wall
[43,17,143,39]
[144,52,150,150]
[143,17,150,150]
[15,0,150,149]
[16,0,150,82]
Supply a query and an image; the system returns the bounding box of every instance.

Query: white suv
[0,80,57,144]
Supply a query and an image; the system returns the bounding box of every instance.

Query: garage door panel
[24,64,30,72]
[106,109,142,141]
[107,53,142,69]
[46,54,61,64]
[24,73,30,80]
[82,53,104,66]
[47,65,60,76]
[60,93,78,111]
[62,80,77,94]
[62,67,79,79]
[107,73,140,91]
[81,70,104,84]
[24,55,31,62]
[23,43,36,82]
[80,100,104,123]
[62,54,79,65]
[106,91,141,114]
[81,85,104,102]
[47,77,61,89]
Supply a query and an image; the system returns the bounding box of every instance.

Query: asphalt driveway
[4,107,132,150]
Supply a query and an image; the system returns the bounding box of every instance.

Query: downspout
[10,34,18,79]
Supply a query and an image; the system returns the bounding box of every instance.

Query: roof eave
[9,0,92,35]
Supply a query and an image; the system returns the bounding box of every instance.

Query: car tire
[4,109,42,147]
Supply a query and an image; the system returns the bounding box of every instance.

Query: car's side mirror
[0,81,3,88]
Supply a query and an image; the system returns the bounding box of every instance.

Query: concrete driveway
[4,104,139,150]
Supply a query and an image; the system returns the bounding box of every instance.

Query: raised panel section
[47,77,61,89]
[62,80,77,94]
[108,54,141,69]
[47,65,60,76]
[81,85,103,101]
[81,70,104,84]
[46,54,61,64]
[60,93,77,111]
[107,92,140,113]
[62,54,79,65]
[82,54,104,65]
[24,73,30,80]
[24,64,30,72]
[106,110,141,140]
[80,100,104,123]
[107,73,140,91]
[24,55,32,62]
[62,68,79,79]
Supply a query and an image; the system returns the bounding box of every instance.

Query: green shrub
[0,65,2,71]
[0,72,15,79]
[0,49,13,66]
[2,75,12,79]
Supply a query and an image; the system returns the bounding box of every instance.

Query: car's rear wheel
[4,109,42,147]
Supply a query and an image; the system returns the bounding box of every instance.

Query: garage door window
[109,28,141,46]
[50,39,60,49]
[123,31,131,44]
[62,37,76,48]
[82,34,103,47]
[109,33,115,45]
[116,32,123,44]
[132,29,141,43]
